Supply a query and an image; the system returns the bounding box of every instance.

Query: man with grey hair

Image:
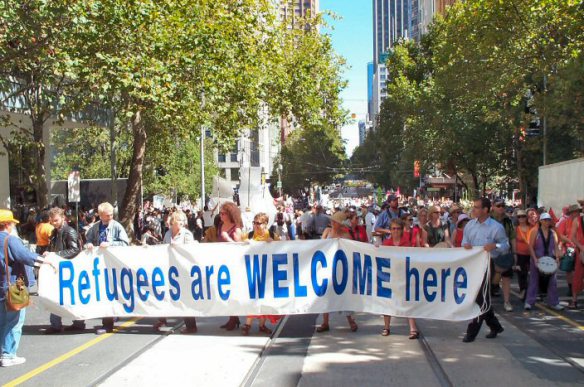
[85,202,129,249]
[85,202,129,333]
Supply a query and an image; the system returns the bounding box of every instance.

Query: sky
[320,0,373,156]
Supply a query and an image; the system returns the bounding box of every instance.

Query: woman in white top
[163,211,195,244]
[155,212,197,333]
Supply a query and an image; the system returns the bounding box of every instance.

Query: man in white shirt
[461,197,509,343]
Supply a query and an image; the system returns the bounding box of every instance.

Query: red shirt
[348,225,368,243]
[403,227,419,247]
[382,235,411,247]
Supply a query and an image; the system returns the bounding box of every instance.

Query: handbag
[559,247,575,272]
[4,236,30,311]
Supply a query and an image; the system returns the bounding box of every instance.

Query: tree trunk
[470,171,480,198]
[120,110,146,241]
[32,115,48,209]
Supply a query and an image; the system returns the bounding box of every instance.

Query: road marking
[536,304,584,331]
[4,318,141,387]
[510,289,584,331]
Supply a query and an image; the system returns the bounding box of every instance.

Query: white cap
[540,213,552,220]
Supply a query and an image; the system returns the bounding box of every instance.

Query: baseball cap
[540,213,552,221]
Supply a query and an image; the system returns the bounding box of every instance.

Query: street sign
[427,187,440,192]
[68,171,81,203]
[277,181,282,189]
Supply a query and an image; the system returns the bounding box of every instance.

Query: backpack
[248,229,275,240]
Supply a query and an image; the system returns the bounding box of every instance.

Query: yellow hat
[330,211,347,225]
[0,209,19,224]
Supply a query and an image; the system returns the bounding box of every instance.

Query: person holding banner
[152,211,199,333]
[316,211,358,333]
[84,202,129,333]
[461,198,508,343]
[381,219,419,339]
[414,207,429,247]
[43,207,83,334]
[217,202,243,331]
[0,209,48,367]
[242,213,281,336]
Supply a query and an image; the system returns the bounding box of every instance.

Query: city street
[1,278,583,387]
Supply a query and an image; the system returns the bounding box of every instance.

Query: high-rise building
[371,0,457,123]
[278,0,319,27]
[367,62,374,123]
[416,0,458,40]
[275,0,320,146]
[372,1,411,124]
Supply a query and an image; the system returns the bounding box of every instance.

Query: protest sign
[38,239,488,321]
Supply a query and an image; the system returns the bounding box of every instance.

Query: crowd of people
[1,193,583,366]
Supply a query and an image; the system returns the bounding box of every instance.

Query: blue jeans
[50,313,85,329]
[0,302,26,358]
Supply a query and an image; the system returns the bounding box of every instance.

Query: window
[218,153,226,163]
[230,153,238,162]
[230,168,240,181]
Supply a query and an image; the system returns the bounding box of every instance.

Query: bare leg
[502,277,511,303]
[408,318,419,339]
[316,313,330,332]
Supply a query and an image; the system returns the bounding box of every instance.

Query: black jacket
[49,223,81,259]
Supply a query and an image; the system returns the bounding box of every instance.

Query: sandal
[348,318,358,332]
[241,324,251,336]
[409,330,420,340]
[258,325,272,335]
[568,301,578,310]
[316,324,330,333]
[381,328,390,336]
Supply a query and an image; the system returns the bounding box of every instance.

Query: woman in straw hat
[316,210,358,333]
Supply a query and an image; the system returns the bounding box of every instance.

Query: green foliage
[2,0,348,219]
[353,0,584,199]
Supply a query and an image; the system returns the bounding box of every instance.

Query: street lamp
[277,164,283,197]
[261,167,267,198]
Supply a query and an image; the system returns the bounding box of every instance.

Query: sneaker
[550,304,564,311]
[43,327,64,335]
[485,326,504,339]
[524,303,532,310]
[1,356,26,367]
[504,302,513,312]
[519,290,526,300]
[64,324,86,332]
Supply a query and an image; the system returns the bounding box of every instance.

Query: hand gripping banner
[38,239,489,321]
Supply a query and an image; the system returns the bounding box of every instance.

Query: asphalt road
[0,278,583,387]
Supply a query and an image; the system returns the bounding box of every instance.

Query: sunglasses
[518,215,527,218]
[253,221,265,226]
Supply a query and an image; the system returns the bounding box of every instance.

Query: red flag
[548,208,559,224]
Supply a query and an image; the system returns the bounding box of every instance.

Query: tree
[0,0,88,208]
[353,0,584,199]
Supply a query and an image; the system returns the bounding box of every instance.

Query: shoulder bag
[4,236,30,311]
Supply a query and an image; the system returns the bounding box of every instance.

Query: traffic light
[413,160,420,177]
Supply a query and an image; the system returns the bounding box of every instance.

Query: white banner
[38,240,489,321]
